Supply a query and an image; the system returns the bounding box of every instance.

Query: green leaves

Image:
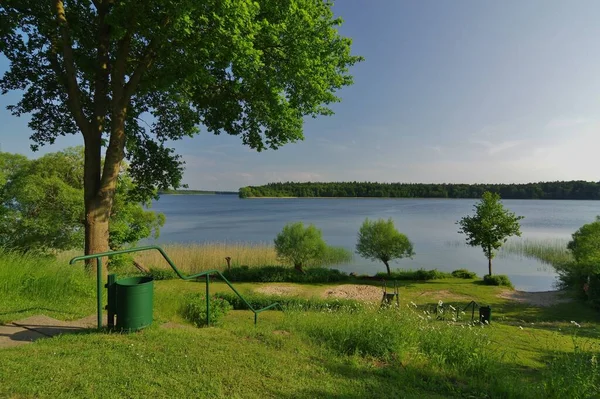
[356,218,414,274]
[457,192,524,274]
[0,0,361,191]
[567,216,600,274]
[0,148,165,253]
[274,222,327,271]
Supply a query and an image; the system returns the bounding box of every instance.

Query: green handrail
[69,245,280,329]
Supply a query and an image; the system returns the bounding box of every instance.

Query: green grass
[1,252,600,398]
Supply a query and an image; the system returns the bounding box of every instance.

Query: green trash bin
[115,276,154,331]
[479,306,491,324]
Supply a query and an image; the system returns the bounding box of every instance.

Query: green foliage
[458,192,523,275]
[318,245,353,266]
[274,222,327,271]
[553,217,600,308]
[356,218,414,275]
[181,293,232,327]
[0,148,164,253]
[214,292,363,313]
[222,265,350,283]
[146,267,177,281]
[567,216,600,272]
[483,274,513,288]
[239,180,600,199]
[451,269,478,279]
[0,1,361,201]
[375,268,451,281]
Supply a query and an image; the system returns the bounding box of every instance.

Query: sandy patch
[322,284,383,301]
[255,285,299,296]
[497,290,572,307]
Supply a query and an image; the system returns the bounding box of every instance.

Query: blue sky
[1,1,600,190]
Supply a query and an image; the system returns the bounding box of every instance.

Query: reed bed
[500,238,573,268]
[133,242,279,274]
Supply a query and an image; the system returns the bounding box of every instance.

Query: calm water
[147,195,600,292]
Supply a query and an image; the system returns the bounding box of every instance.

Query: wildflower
[519,326,523,330]
[452,317,456,322]
[484,320,489,325]
[438,300,443,307]
[410,301,417,308]
[461,311,466,315]
[570,321,581,328]
[449,305,456,311]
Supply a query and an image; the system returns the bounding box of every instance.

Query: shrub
[181,293,232,327]
[483,274,513,288]
[274,222,327,273]
[147,267,177,280]
[451,269,477,279]
[375,268,451,281]
[222,265,350,283]
[214,292,363,312]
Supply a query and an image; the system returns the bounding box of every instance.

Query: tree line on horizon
[238,181,600,200]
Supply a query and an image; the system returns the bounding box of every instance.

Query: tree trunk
[487,246,492,276]
[383,260,391,276]
[82,113,125,275]
[294,263,306,274]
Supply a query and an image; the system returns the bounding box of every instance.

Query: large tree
[0,1,361,268]
[457,192,524,276]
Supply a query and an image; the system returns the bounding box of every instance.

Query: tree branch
[54,0,91,135]
[120,38,159,105]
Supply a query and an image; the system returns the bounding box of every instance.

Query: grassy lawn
[1,253,599,398]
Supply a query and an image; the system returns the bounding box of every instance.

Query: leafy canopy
[274,222,327,271]
[356,218,414,275]
[457,191,523,265]
[0,148,164,253]
[567,216,600,274]
[0,0,362,199]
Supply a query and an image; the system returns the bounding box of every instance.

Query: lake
[147,195,600,292]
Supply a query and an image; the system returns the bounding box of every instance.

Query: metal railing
[69,245,279,329]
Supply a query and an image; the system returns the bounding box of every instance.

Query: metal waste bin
[114,276,154,331]
[479,306,491,324]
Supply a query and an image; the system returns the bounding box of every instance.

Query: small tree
[356,218,414,276]
[457,192,523,276]
[274,222,326,273]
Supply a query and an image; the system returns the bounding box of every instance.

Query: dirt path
[497,290,572,307]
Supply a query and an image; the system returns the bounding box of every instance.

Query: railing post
[206,274,210,327]
[97,258,103,329]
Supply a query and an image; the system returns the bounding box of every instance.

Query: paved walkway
[0,314,98,349]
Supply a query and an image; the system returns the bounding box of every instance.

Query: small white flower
[438,300,443,306]
[484,320,489,325]
[449,305,456,311]
[519,326,523,330]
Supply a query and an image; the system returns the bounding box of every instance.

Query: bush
[214,292,363,312]
[451,269,477,279]
[274,222,327,272]
[222,265,350,283]
[181,293,232,327]
[147,267,177,280]
[375,268,451,281]
[483,274,513,288]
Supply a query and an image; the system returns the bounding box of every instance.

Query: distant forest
[238,181,600,200]
[159,189,237,195]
